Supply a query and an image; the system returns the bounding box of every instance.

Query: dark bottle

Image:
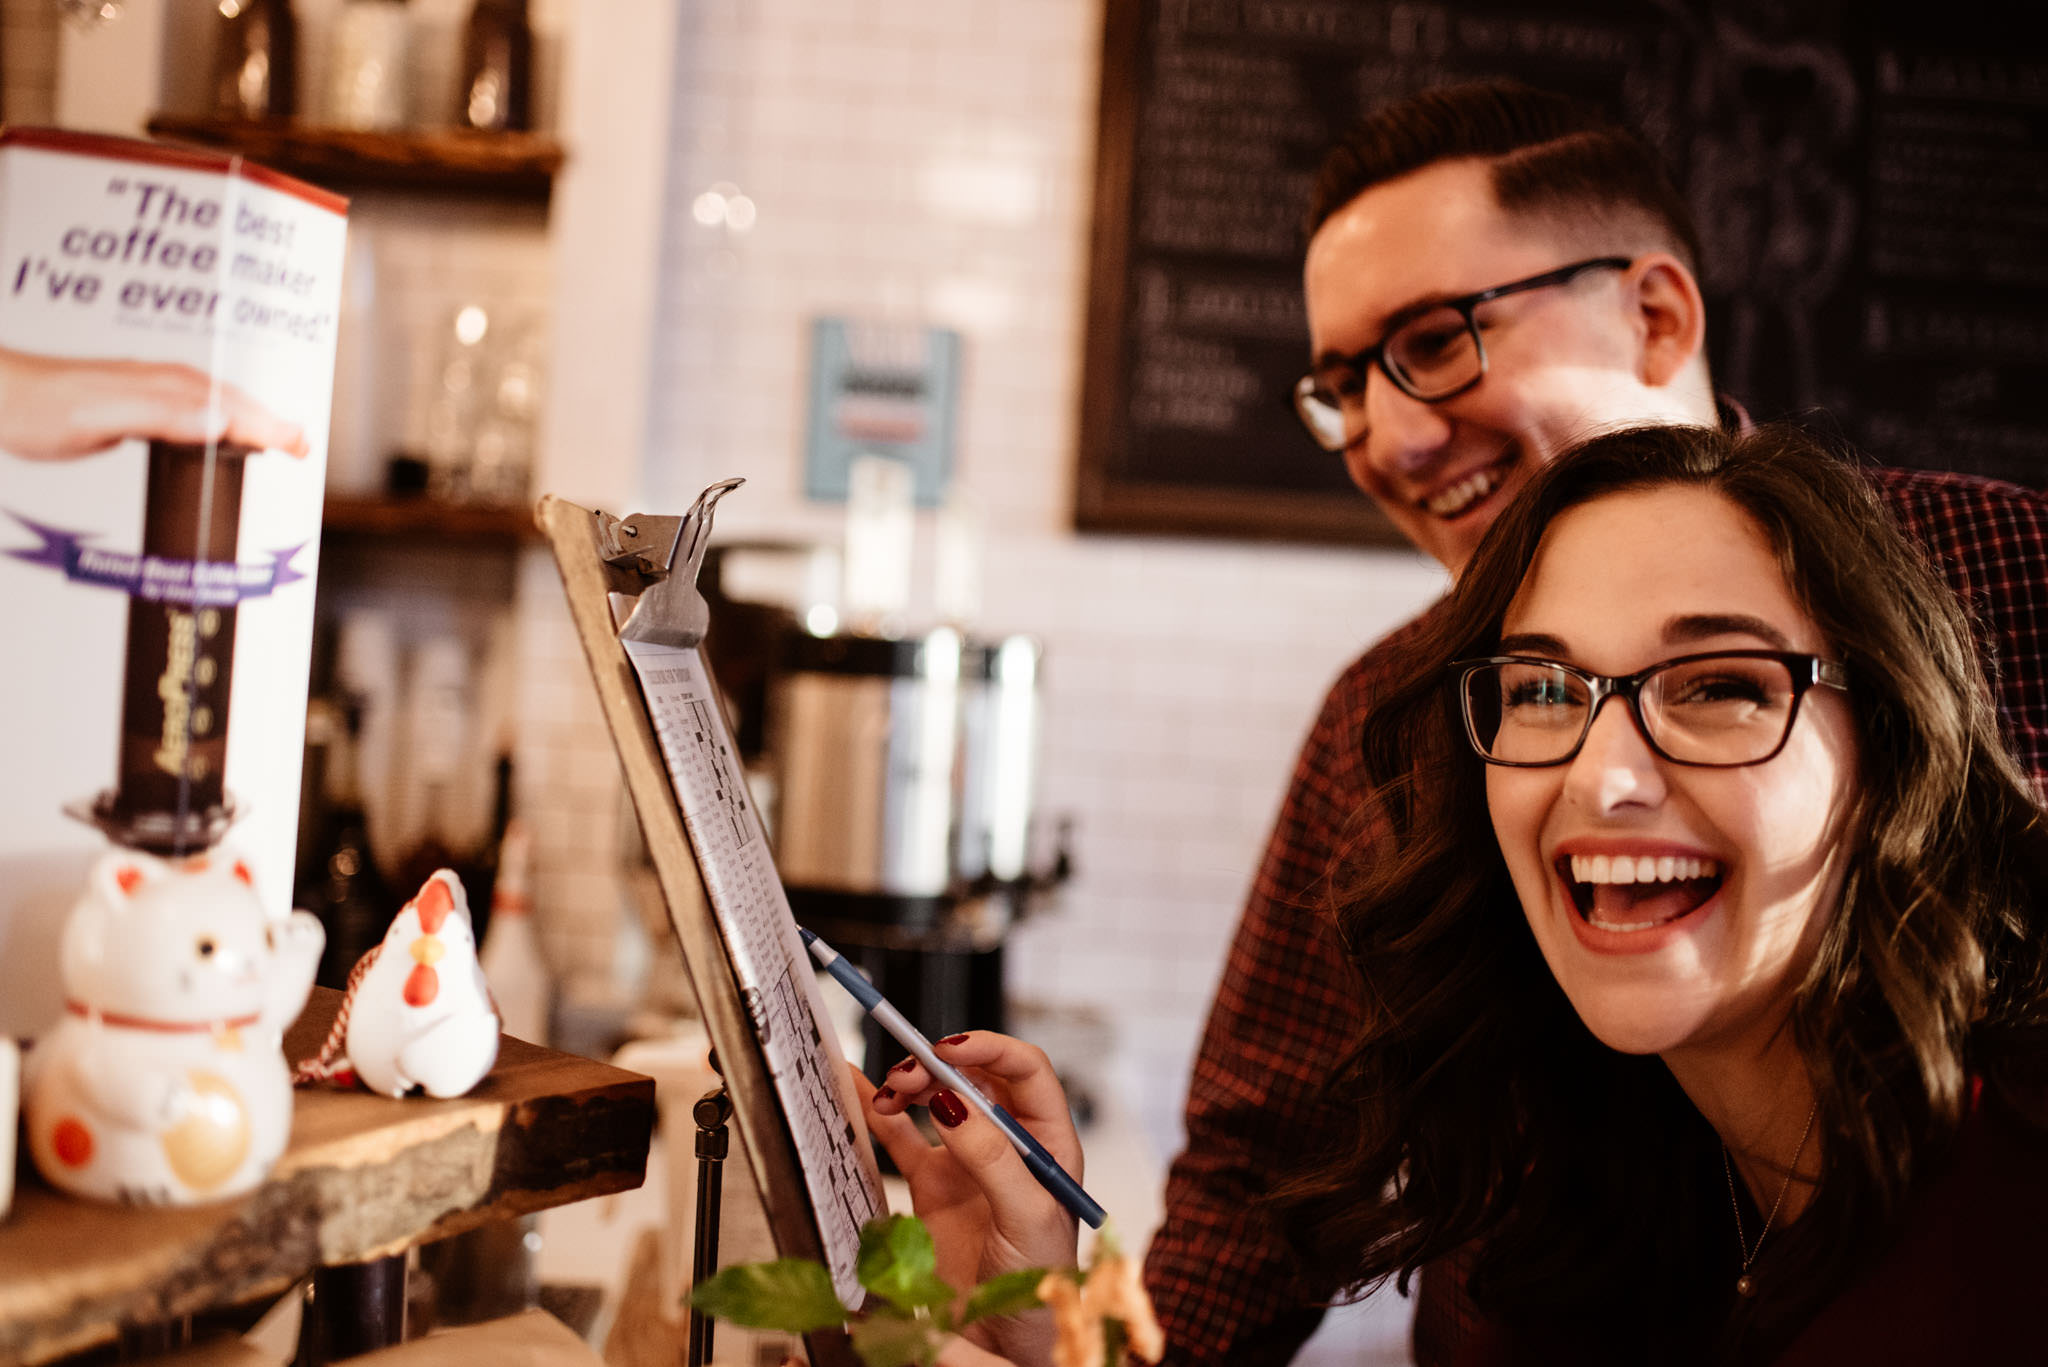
[391,783,459,908]
[211,0,297,122]
[456,0,532,132]
[299,700,393,991]
[460,753,514,947]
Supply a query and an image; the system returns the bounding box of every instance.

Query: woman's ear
[1629,254,1707,389]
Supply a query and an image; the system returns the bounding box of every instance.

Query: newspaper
[622,639,885,1302]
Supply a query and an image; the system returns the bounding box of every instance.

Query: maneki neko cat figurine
[24,849,324,1204]
[324,870,499,1099]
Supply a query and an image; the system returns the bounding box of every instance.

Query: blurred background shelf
[144,116,562,201]
[322,493,539,543]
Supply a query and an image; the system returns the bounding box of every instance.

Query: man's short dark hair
[1307,80,1702,270]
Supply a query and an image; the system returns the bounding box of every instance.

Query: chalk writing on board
[1078,0,2047,542]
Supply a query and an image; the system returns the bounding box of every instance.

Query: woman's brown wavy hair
[1272,424,2048,1359]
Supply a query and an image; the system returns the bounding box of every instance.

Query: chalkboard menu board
[1075,0,2046,545]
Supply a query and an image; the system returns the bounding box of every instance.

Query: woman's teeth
[1562,853,1724,931]
[1568,854,1720,884]
[1424,463,1506,517]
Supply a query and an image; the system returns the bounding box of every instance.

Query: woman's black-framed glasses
[1453,651,1850,768]
[1292,256,1634,452]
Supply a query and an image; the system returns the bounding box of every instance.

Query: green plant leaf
[959,1267,1049,1326]
[688,1259,849,1333]
[856,1215,956,1312]
[850,1311,941,1367]
[1103,1316,1128,1367]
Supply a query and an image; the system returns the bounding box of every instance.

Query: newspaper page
[622,639,884,1301]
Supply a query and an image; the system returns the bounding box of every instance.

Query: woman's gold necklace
[1722,1100,1819,1298]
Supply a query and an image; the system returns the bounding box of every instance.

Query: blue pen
[800,926,1107,1229]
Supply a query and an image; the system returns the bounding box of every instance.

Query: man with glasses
[1145,80,2048,1365]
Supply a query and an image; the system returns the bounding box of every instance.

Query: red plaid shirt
[1141,466,2048,1365]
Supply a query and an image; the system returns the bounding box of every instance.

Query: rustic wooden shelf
[144,116,563,201]
[322,494,540,544]
[0,988,653,1366]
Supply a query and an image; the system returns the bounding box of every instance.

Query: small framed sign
[803,318,963,507]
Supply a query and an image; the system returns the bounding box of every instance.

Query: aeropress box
[0,128,348,1038]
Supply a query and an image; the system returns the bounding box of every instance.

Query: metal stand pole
[118,1316,192,1359]
[297,1254,406,1367]
[686,1081,733,1367]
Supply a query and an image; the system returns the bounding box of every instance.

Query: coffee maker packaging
[0,128,348,1037]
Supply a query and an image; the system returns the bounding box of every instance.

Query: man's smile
[1421,451,1518,519]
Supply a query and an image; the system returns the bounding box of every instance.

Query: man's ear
[1629,254,1706,389]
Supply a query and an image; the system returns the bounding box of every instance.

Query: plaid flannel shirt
[1142,465,2048,1365]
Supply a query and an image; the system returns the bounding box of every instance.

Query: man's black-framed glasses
[1293,256,1633,452]
[1453,650,1849,768]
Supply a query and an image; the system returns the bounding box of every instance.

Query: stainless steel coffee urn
[767,627,1067,1078]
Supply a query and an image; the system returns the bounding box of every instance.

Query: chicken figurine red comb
[295,870,500,1099]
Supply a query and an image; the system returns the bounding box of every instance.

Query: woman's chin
[1562,990,1712,1057]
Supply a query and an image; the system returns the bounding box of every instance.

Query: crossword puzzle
[624,641,884,1301]
[683,696,752,849]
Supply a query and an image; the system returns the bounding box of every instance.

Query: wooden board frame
[1071,0,1404,547]
[537,493,859,1367]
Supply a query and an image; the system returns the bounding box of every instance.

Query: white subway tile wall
[598,0,1449,1161]
[12,0,1445,1166]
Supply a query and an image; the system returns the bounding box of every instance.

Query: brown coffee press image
[76,439,258,855]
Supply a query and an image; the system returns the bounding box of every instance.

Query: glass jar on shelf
[326,0,412,130]
[456,0,534,132]
[467,310,544,507]
[210,0,298,122]
[419,300,496,502]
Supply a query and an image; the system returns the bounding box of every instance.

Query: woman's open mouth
[1556,852,1724,932]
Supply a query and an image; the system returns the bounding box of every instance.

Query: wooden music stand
[537,489,869,1367]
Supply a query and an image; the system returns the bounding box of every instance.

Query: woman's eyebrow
[1663,613,1794,649]
[1496,631,1570,657]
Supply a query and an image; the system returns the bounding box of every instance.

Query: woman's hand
[856,1031,1082,1367]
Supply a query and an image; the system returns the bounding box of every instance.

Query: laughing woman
[1275,423,2048,1365]
[871,424,2048,1366]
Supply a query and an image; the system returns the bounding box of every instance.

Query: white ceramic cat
[24,849,324,1204]
[343,870,500,1099]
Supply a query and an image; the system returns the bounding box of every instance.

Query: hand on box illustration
[0,346,308,460]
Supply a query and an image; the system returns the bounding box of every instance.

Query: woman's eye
[1506,680,1574,708]
[1673,675,1770,706]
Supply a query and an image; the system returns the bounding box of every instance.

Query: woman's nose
[1564,698,1667,814]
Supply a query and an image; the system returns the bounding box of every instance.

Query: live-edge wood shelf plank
[143,117,563,202]
[322,494,539,545]
[0,988,653,1367]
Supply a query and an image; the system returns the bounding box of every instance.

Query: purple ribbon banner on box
[5,513,307,607]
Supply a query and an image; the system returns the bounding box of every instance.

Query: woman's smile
[1554,841,1725,936]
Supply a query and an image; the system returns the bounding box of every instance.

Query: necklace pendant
[1735,1274,1757,1298]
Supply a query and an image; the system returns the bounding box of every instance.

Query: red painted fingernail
[874,1086,896,1104]
[939,1033,970,1046]
[931,1090,968,1128]
[890,1057,917,1074]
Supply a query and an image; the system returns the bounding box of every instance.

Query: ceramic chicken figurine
[23,849,324,1205]
[331,870,500,1099]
